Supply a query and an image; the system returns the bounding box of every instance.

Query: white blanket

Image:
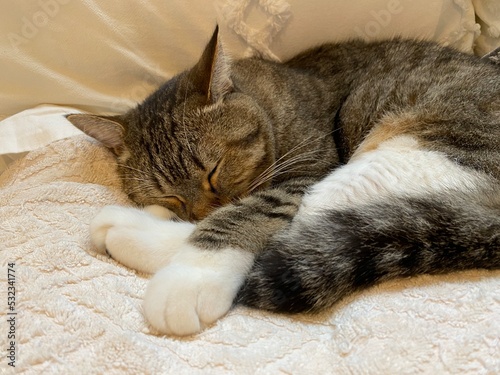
[1,134,499,374]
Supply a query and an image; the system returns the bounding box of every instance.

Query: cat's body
[69,29,500,336]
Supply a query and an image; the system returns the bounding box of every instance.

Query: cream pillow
[472,0,500,56]
[217,0,478,61]
[0,0,479,120]
[0,0,481,172]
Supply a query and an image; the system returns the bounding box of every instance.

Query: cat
[68,27,500,336]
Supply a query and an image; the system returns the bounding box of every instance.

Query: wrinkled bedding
[1,134,499,374]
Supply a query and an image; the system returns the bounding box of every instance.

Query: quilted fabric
[1,136,499,374]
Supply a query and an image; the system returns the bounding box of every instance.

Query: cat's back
[230,38,500,178]
[234,38,500,118]
[287,39,500,168]
[285,38,498,78]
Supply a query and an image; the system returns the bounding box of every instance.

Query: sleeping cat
[68,27,500,336]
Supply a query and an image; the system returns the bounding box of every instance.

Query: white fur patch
[299,135,486,216]
[144,246,254,336]
[143,204,179,220]
[90,205,195,274]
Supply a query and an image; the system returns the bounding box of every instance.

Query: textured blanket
[1,135,499,374]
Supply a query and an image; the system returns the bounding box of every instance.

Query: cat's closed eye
[161,196,186,213]
[203,162,222,195]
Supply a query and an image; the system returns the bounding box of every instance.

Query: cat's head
[68,27,275,221]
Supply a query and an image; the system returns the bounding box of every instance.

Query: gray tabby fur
[482,46,500,65]
[68,28,500,314]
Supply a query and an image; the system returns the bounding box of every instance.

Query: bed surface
[1,132,499,373]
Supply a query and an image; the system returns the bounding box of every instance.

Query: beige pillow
[472,0,500,56]
[0,0,479,119]
[0,0,483,171]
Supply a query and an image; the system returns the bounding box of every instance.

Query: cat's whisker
[254,154,316,184]
[248,150,321,193]
[101,176,124,186]
[182,79,194,155]
[248,147,313,191]
[247,126,344,192]
[252,150,328,189]
[248,160,305,193]
[124,180,157,195]
[99,174,121,182]
[249,162,314,192]
[254,133,320,180]
[248,128,341,192]
[120,177,151,183]
[117,164,150,177]
[252,145,323,180]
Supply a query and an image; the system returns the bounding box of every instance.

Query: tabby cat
[68,27,500,336]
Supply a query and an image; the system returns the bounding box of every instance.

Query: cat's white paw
[143,246,254,336]
[143,205,178,220]
[90,205,195,273]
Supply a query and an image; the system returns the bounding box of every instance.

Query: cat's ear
[191,25,233,104]
[66,114,125,155]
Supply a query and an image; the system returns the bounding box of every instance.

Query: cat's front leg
[91,204,254,335]
[144,246,254,336]
[143,179,312,335]
[90,205,194,273]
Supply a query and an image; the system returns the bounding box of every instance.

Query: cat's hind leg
[298,135,484,214]
[238,193,500,312]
